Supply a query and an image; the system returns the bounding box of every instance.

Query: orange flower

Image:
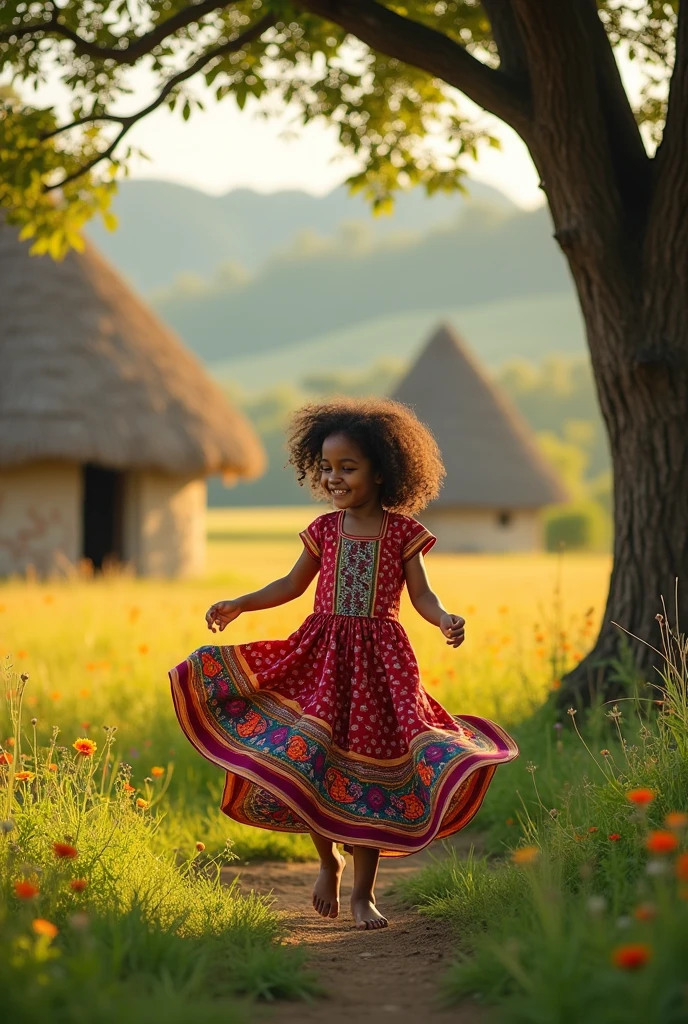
[611,943,652,971]
[123,783,135,793]
[129,607,141,623]
[73,737,97,757]
[195,842,206,852]
[535,633,544,643]
[32,918,58,939]
[6,737,15,747]
[138,644,149,655]
[16,650,27,659]
[49,691,62,701]
[512,846,539,865]
[14,879,39,899]
[136,798,149,809]
[0,751,13,765]
[48,763,58,772]
[665,811,688,830]
[646,830,679,855]
[675,853,688,882]
[633,902,657,922]
[53,841,78,860]
[608,833,621,842]
[588,827,598,833]
[43,595,54,605]
[79,688,91,698]
[506,817,515,826]
[80,722,91,731]
[150,766,165,778]
[551,680,561,691]
[69,879,88,892]
[626,788,655,806]
[15,770,35,782]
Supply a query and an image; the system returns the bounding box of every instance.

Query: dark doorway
[82,464,124,569]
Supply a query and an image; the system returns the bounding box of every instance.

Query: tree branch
[44,12,276,190]
[1,1,232,65]
[294,0,531,134]
[480,0,529,82]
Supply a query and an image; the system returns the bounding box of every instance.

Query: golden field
[0,506,611,859]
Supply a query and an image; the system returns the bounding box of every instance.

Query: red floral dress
[170,510,518,855]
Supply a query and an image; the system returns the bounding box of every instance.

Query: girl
[170,398,518,930]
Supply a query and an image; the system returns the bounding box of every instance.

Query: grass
[397,615,688,1023]
[0,507,610,861]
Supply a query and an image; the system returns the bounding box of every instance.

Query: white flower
[587,895,606,915]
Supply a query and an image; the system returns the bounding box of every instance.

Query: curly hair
[286,397,445,515]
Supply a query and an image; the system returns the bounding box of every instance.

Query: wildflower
[81,721,91,731]
[6,738,15,747]
[512,846,539,865]
[15,770,35,782]
[646,859,668,876]
[535,633,544,643]
[551,680,561,691]
[587,895,606,915]
[600,749,611,757]
[17,650,27,659]
[633,903,657,922]
[498,605,508,615]
[549,808,558,818]
[553,722,562,733]
[32,919,58,939]
[611,943,652,971]
[123,783,135,793]
[69,879,88,892]
[69,912,90,931]
[50,691,62,701]
[48,763,57,772]
[608,833,621,842]
[79,688,91,698]
[195,842,206,852]
[136,798,149,809]
[588,827,598,833]
[138,644,149,655]
[53,842,78,860]
[567,707,576,716]
[626,788,655,806]
[675,853,688,882]
[646,830,679,855]
[665,811,688,830]
[30,717,37,726]
[505,817,515,826]
[14,879,39,899]
[73,737,97,757]
[151,766,165,778]
[0,751,13,765]
[615,915,632,929]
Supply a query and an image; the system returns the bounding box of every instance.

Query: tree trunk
[553,258,688,705]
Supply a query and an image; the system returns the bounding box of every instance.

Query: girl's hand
[440,613,465,648]
[205,600,242,633]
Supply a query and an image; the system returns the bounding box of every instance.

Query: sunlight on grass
[0,506,610,861]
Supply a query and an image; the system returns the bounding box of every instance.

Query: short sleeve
[300,517,322,562]
[401,520,436,562]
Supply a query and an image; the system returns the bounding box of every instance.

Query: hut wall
[0,462,81,576]
[123,473,206,577]
[423,507,542,553]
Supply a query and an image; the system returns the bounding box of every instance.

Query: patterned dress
[170,510,518,855]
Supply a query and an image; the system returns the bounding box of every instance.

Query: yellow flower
[512,846,539,866]
[136,798,149,809]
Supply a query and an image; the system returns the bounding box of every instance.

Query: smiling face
[319,433,383,510]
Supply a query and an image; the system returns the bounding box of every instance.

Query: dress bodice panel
[300,510,435,620]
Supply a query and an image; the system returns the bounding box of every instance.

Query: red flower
[14,879,39,899]
[645,830,679,855]
[611,943,652,971]
[0,751,12,765]
[608,833,621,842]
[69,879,88,892]
[675,853,688,882]
[53,841,78,860]
[626,788,655,806]
[588,827,598,833]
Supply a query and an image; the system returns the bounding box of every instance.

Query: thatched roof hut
[0,219,265,576]
[392,323,566,551]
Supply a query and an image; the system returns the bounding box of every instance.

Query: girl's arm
[206,549,319,632]
[404,554,465,648]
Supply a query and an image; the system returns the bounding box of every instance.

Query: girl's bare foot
[312,849,346,919]
[351,893,389,930]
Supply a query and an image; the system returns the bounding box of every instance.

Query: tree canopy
[0,1,677,255]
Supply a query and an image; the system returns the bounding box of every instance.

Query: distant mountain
[211,293,585,391]
[152,202,573,366]
[85,177,516,294]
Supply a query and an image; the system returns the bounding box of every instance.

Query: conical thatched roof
[392,324,567,508]
[0,219,265,480]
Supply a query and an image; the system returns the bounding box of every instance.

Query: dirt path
[223,842,484,1024]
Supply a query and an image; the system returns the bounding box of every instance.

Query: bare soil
[223,840,484,1024]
